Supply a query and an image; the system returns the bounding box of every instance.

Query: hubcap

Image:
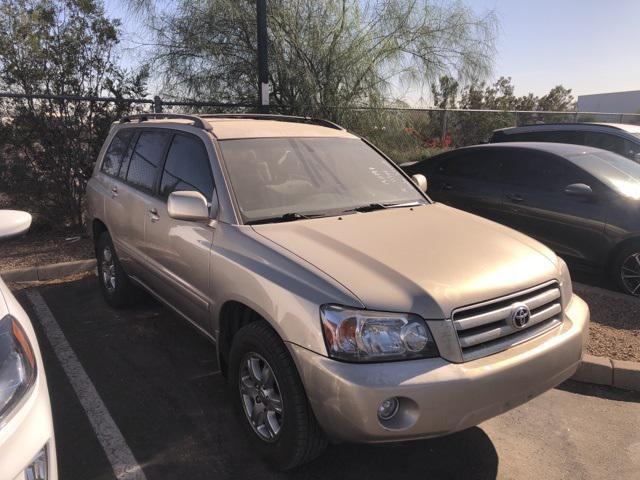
[239,353,284,442]
[621,252,640,296]
[101,246,116,293]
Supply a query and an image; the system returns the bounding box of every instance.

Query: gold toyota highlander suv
[86,113,590,470]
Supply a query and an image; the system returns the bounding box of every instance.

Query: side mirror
[411,174,428,193]
[563,183,594,198]
[0,210,32,241]
[167,191,210,222]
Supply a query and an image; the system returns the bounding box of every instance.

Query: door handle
[111,186,118,198]
[506,193,524,203]
[442,183,453,191]
[148,207,159,223]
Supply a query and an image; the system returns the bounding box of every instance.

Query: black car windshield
[569,150,640,199]
[219,137,427,223]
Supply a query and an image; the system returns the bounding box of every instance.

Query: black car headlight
[0,314,37,423]
[320,305,439,362]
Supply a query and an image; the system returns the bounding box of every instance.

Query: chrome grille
[453,281,563,361]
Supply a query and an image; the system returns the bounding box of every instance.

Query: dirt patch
[0,229,93,271]
[574,283,640,362]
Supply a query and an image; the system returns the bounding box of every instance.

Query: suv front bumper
[289,294,589,443]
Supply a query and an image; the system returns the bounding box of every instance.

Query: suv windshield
[219,137,427,223]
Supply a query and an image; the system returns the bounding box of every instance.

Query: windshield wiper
[246,212,325,225]
[342,201,423,214]
[342,203,388,213]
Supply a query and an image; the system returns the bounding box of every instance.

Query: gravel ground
[0,229,93,271]
[574,283,640,362]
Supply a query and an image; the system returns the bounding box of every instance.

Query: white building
[578,90,640,114]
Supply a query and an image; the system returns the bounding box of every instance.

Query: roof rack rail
[516,122,619,129]
[199,113,346,131]
[119,113,213,131]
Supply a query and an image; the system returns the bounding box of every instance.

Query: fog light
[24,445,48,480]
[377,397,399,420]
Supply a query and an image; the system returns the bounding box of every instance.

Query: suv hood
[252,204,560,318]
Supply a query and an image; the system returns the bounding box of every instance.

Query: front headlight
[558,258,573,309]
[320,305,439,362]
[0,314,37,423]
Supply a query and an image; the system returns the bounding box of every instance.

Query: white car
[0,211,57,480]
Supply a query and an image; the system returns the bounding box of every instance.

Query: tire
[96,232,138,307]
[229,321,327,470]
[612,242,640,296]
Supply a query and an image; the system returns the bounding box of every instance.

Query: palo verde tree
[133,0,498,121]
[0,0,148,227]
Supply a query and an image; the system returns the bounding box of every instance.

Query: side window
[438,151,501,182]
[506,132,547,142]
[502,153,587,191]
[538,130,585,144]
[624,139,640,160]
[160,134,214,200]
[101,130,134,177]
[125,131,172,192]
[584,133,627,156]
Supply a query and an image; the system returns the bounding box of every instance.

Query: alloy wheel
[621,252,640,296]
[239,352,284,442]
[101,246,116,293]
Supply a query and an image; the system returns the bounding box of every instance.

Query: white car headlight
[0,314,37,423]
[320,305,438,362]
[558,258,573,309]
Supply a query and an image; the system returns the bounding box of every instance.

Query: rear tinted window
[500,130,585,144]
[160,134,214,199]
[101,130,134,176]
[584,132,629,157]
[502,152,589,191]
[436,150,501,182]
[126,131,172,192]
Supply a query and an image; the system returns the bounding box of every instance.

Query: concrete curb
[572,354,640,391]
[1,259,96,282]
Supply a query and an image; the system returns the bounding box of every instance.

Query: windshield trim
[216,136,432,226]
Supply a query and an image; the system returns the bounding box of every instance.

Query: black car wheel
[229,321,327,470]
[613,243,640,296]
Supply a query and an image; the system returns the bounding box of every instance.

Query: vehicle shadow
[294,427,498,479]
[557,379,640,404]
[568,263,616,292]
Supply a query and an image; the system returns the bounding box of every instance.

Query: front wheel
[229,322,327,470]
[612,243,640,296]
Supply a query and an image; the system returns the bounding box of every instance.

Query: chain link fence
[1,91,639,226]
[333,107,640,165]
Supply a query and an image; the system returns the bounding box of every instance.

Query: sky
[103,0,640,104]
[468,0,640,97]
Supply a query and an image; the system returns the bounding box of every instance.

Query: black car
[403,142,640,296]
[490,122,640,162]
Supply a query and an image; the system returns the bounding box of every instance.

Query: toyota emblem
[510,304,531,329]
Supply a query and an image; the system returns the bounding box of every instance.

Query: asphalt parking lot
[15,275,640,480]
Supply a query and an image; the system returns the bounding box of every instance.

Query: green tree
[538,85,574,111]
[134,0,497,120]
[0,0,148,227]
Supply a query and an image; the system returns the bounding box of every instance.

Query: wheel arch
[608,236,640,268]
[217,300,280,376]
[92,218,109,254]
